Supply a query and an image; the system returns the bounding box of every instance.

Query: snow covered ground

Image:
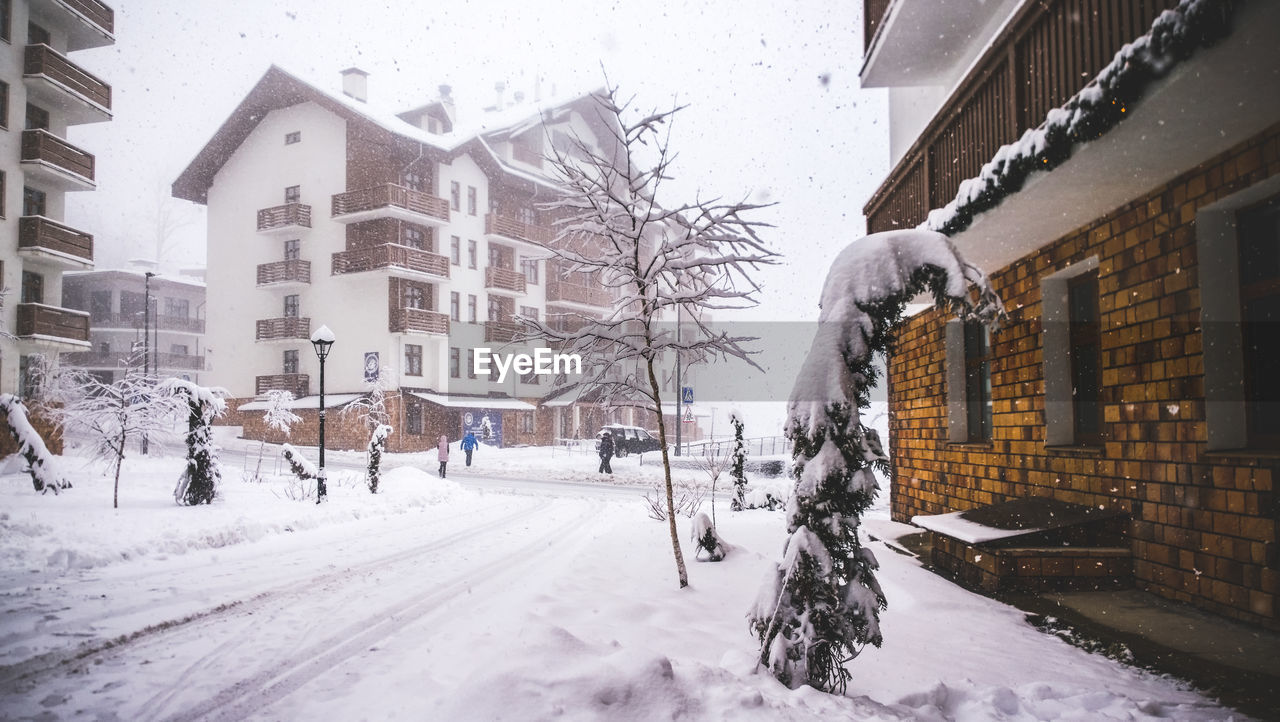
[0,431,1243,720]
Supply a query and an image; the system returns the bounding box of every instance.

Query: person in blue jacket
[461,431,479,467]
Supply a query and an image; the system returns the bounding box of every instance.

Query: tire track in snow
[159,498,605,722]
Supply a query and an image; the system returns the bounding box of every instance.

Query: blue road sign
[681,386,694,404]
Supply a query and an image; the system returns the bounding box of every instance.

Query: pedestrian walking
[598,430,614,474]
[437,434,450,478]
[461,431,478,467]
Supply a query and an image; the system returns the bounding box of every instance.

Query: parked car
[596,424,663,457]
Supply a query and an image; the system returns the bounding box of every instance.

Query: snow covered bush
[690,512,730,562]
[729,412,748,512]
[367,423,392,494]
[282,443,317,481]
[162,379,227,506]
[742,480,788,511]
[749,229,1005,693]
[251,389,301,482]
[0,393,70,494]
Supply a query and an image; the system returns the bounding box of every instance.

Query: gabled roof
[172,64,608,205]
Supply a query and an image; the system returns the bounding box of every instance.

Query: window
[519,305,539,322]
[0,171,4,219]
[450,181,460,211]
[0,0,9,43]
[165,297,190,319]
[285,131,301,144]
[283,349,298,374]
[283,294,299,318]
[284,238,300,260]
[89,290,111,319]
[521,258,539,285]
[405,344,423,376]
[962,322,993,442]
[488,296,504,322]
[466,349,476,379]
[450,236,461,265]
[403,224,427,250]
[23,186,45,216]
[403,171,425,192]
[467,186,477,215]
[520,369,540,386]
[27,22,49,45]
[404,285,426,310]
[467,240,477,269]
[25,103,47,130]
[1041,258,1102,447]
[467,294,477,323]
[1237,196,1280,447]
[99,341,110,355]
[488,244,512,270]
[521,412,535,433]
[1067,273,1103,443]
[170,344,189,356]
[450,347,461,378]
[21,271,42,304]
[285,185,300,204]
[0,81,8,129]
[407,403,423,435]
[450,291,460,322]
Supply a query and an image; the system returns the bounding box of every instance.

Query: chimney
[439,83,455,120]
[494,81,506,110]
[341,67,369,103]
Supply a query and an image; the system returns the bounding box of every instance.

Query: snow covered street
[0,438,1244,720]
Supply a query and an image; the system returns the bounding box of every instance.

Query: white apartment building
[0,0,113,401]
[173,67,644,451]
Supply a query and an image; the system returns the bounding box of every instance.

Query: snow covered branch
[0,393,70,494]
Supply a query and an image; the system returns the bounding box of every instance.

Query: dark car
[596,424,662,457]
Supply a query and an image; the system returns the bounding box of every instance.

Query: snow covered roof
[409,392,536,411]
[237,393,363,411]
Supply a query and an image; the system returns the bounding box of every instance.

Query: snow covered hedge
[926,0,1236,236]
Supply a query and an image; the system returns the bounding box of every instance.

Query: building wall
[889,122,1280,629]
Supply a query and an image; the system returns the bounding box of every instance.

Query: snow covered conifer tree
[729,411,748,512]
[516,85,778,589]
[367,423,392,493]
[749,229,1005,692]
[162,379,227,506]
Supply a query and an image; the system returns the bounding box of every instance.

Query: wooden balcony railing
[484,319,523,343]
[257,259,311,286]
[485,266,527,294]
[862,0,892,55]
[63,0,115,35]
[863,0,1178,234]
[19,216,93,263]
[257,203,311,232]
[16,303,89,343]
[390,308,449,335]
[485,213,553,246]
[545,280,611,308]
[256,316,310,341]
[256,374,310,397]
[24,44,112,110]
[331,184,450,223]
[21,129,94,182]
[332,244,449,278]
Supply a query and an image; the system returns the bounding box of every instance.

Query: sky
[63,0,890,323]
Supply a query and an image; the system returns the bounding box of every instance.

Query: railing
[21,129,94,182]
[16,303,89,342]
[63,351,203,370]
[331,183,450,223]
[256,316,310,341]
[257,203,311,232]
[24,44,111,109]
[485,213,553,246]
[332,244,449,277]
[862,0,892,56]
[512,145,543,168]
[257,259,311,285]
[86,312,204,333]
[863,0,1179,233]
[256,374,310,397]
[391,308,449,335]
[18,216,93,263]
[485,266,527,294]
[676,435,790,458]
[545,280,611,308]
[62,0,115,35]
[484,320,523,343]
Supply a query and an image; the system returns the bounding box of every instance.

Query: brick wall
[0,408,65,457]
[889,122,1280,629]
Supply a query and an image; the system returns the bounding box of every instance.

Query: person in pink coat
[437,434,450,478]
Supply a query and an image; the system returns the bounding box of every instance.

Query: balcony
[485,213,553,247]
[863,0,1179,234]
[257,203,311,234]
[156,314,205,334]
[63,350,203,371]
[332,244,449,279]
[390,308,449,336]
[16,303,90,345]
[256,316,310,341]
[256,374,310,397]
[484,266,527,296]
[20,129,95,191]
[512,145,543,168]
[23,44,112,125]
[484,319,523,343]
[257,259,311,287]
[18,216,93,268]
[331,184,450,227]
[545,280,611,309]
[30,0,115,50]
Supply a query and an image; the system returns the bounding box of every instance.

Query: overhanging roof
[410,392,535,411]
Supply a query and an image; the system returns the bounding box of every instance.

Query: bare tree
[251,389,301,481]
[517,85,778,589]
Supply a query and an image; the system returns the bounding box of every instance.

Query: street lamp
[310,324,335,503]
[142,271,156,455]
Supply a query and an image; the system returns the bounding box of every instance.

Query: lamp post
[142,271,155,455]
[310,324,335,503]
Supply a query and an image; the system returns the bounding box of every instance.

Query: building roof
[172,64,606,204]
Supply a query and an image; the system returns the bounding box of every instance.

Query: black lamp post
[310,324,335,503]
[142,271,156,455]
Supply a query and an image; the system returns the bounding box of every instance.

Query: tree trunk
[647,357,688,588]
[113,450,124,509]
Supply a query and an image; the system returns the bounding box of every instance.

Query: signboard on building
[363,352,380,382]
[463,409,504,447]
